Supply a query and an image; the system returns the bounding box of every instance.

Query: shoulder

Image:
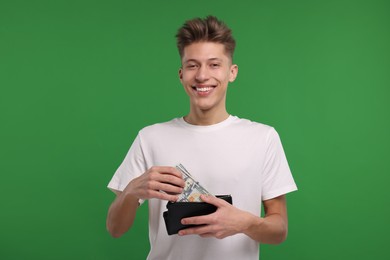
[230,116,275,134]
[138,118,181,136]
[229,116,284,146]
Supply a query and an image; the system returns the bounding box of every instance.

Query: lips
[191,85,216,96]
[193,86,213,92]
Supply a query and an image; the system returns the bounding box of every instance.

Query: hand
[178,195,256,239]
[124,166,185,202]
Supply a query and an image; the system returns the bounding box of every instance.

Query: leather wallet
[163,195,233,235]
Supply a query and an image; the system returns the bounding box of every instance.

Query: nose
[195,66,209,82]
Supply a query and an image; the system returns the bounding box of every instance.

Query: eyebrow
[183,58,223,64]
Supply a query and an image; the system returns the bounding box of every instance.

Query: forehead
[182,42,230,63]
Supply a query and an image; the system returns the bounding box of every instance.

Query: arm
[106,190,139,238]
[106,166,185,238]
[179,195,288,244]
[243,195,288,244]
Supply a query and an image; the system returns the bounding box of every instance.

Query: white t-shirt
[108,115,297,260]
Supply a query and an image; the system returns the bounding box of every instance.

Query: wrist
[122,188,141,206]
[242,213,264,236]
[124,179,141,198]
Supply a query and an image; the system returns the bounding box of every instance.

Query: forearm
[106,167,185,238]
[106,192,139,238]
[242,212,288,244]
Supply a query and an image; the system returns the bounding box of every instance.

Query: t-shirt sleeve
[107,134,147,203]
[261,128,297,200]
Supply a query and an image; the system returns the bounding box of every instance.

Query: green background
[1,0,389,259]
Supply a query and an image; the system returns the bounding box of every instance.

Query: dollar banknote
[176,164,212,202]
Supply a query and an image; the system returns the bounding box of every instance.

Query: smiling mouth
[191,86,216,93]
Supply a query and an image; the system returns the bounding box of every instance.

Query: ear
[178,68,183,83]
[229,64,238,82]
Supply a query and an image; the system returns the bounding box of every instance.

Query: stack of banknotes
[175,164,212,202]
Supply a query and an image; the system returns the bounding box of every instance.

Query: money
[176,164,212,202]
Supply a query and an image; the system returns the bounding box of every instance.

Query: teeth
[196,87,213,92]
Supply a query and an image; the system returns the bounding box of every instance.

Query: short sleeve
[107,134,147,204]
[261,128,297,200]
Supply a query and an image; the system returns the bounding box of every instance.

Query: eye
[186,64,198,69]
[210,63,220,68]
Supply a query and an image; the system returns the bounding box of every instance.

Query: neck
[184,110,229,126]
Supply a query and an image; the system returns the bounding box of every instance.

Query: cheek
[181,73,195,84]
[216,72,231,83]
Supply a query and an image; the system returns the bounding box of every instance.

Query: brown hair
[175,16,236,61]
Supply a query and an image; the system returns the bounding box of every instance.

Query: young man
[106,16,297,259]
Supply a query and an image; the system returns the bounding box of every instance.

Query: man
[106,16,297,260]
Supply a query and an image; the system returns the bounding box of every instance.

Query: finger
[181,215,211,226]
[150,167,185,187]
[146,180,183,196]
[178,224,214,236]
[152,166,183,179]
[199,233,214,238]
[157,182,183,195]
[159,174,185,188]
[200,195,227,207]
[147,190,179,202]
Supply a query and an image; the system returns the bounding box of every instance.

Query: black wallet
[163,195,233,235]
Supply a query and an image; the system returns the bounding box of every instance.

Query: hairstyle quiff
[175,16,236,61]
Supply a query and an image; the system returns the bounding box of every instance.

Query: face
[179,42,238,115]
